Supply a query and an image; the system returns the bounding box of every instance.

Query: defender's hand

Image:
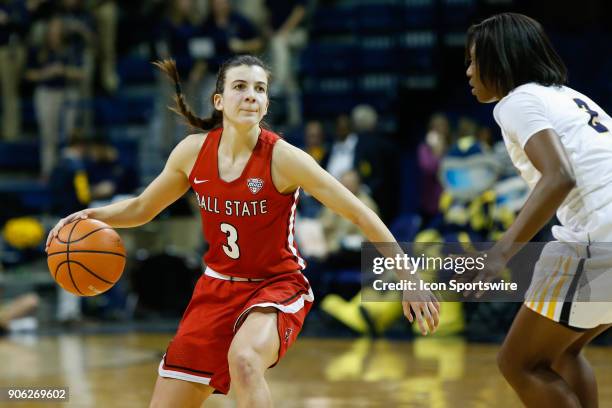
[403,290,440,335]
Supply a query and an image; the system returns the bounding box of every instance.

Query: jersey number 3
[220,223,240,259]
[573,98,609,133]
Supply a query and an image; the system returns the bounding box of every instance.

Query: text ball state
[47,219,126,296]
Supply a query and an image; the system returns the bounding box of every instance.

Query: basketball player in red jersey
[46,55,439,407]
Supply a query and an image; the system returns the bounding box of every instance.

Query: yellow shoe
[360,299,404,335]
[320,294,368,334]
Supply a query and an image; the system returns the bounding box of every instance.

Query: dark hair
[154,55,271,132]
[466,13,567,97]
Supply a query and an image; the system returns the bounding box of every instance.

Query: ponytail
[153,59,222,131]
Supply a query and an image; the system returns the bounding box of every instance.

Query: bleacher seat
[310,6,357,38]
[0,179,51,218]
[356,74,399,112]
[117,55,156,85]
[440,0,476,28]
[356,4,402,34]
[358,36,398,73]
[0,141,39,172]
[302,76,358,118]
[95,95,155,126]
[397,31,437,71]
[402,1,435,29]
[300,44,358,76]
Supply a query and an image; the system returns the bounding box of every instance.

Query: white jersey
[493,83,612,242]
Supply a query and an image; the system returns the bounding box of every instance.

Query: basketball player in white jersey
[466,13,612,407]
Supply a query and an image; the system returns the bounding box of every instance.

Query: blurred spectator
[296,119,328,217]
[87,136,137,201]
[418,113,451,225]
[195,0,262,118]
[477,125,493,151]
[46,130,89,325]
[303,119,327,164]
[48,128,90,216]
[0,0,28,140]
[325,113,356,180]
[25,16,86,178]
[59,0,94,48]
[23,0,54,44]
[58,0,95,130]
[435,136,500,239]
[200,0,262,77]
[350,104,397,223]
[158,0,204,84]
[318,169,378,268]
[262,0,307,125]
[0,292,39,335]
[91,0,118,93]
[115,0,164,55]
[456,116,478,140]
[155,0,205,154]
[326,106,397,222]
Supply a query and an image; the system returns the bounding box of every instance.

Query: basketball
[47,218,126,296]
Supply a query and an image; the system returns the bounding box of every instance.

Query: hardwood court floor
[2,333,612,407]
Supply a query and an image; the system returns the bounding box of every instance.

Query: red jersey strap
[188,128,222,183]
[251,128,280,180]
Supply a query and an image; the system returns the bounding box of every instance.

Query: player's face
[466,46,499,103]
[214,65,269,127]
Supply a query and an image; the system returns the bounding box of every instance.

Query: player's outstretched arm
[272,141,439,334]
[272,140,393,243]
[46,134,202,250]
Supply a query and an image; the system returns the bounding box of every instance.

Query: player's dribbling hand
[402,290,440,335]
[45,209,93,252]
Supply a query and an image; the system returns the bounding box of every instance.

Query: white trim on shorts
[204,267,265,282]
[232,285,315,332]
[158,357,212,386]
[524,240,612,329]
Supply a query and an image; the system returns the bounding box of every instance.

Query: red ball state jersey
[188,127,306,279]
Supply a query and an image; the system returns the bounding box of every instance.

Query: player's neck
[219,124,260,160]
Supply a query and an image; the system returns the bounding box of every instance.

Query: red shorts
[158,267,314,394]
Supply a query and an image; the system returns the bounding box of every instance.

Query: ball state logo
[284,327,294,344]
[247,178,264,194]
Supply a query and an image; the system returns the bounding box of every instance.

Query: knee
[227,347,263,386]
[553,348,584,372]
[497,348,514,379]
[498,347,555,387]
[497,347,526,384]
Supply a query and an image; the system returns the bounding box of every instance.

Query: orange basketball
[47,218,126,296]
